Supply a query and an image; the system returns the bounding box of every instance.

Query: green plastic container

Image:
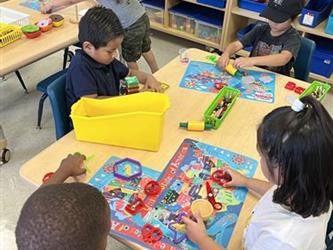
[204,86,240,129]
[299,81,331,102]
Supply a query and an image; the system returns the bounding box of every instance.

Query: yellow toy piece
[161,82,170,91]
[191,199,214,221]
[225,64,238,76]
[172,223,186,233]
[125,164,132,176]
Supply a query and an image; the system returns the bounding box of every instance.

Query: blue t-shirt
[97,0,145,28]
[65,49,129,111]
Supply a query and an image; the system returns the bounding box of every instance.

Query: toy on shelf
[36,18,53,32]
[299,81,331,101]
[179,121,213,131]
[113,157,142,180]
[0,23,22,47]
[204,86,240,129]
[124,76,140,94]
[49,14,64,27]
[0,125,10,165]
[325,10,333,34]
[21,24,41,38]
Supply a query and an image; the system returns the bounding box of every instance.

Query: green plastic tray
[299,81,331,102]
[204,86,240,129]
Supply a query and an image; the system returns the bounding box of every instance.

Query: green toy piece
[206,54,219,64]
[125,76,140,87]
[21,25,40,33]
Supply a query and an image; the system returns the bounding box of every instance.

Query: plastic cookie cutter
[141,224,163,244]
[211,169,232,187]
[113,158,142,180]
[125,193,145,215]
[168,212,188,244]
[144,180,161,196]
[206,182,223,211]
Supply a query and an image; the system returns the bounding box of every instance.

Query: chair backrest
[46,74,71,140]
[293,37,316,82]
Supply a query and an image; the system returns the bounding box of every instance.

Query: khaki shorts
[122,14,151,62]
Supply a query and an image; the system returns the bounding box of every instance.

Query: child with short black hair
[65,6,161,111]
[183,96,333,249]
[218,0,303,76]
[15,153,110,250]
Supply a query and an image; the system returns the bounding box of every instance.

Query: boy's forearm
[224,41,243,57]
[197,236,225,250]
[41,168,69,187]
[243,177,272,196]
[251,52,292,67]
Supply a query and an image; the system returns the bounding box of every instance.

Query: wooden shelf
[150,22,221,49]
[231,7,266,22]
[182,0,225,11]
[294,20,333,40]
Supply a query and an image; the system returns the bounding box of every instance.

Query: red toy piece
[141,224,163,244]
[125,194,145,215]
[285,81,296,90]
[211,169,232,187]
[214,82,227,90]
[205,182,223,211]
[144,180,161,196]
[42,172,54,183]
[294,86,305,94]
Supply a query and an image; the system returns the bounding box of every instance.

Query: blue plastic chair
[36,69,67,129]
[46,74,72,140]
[293,37,316,82]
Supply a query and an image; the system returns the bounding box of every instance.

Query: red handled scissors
[211,169,232,187]
[206,182,223,211]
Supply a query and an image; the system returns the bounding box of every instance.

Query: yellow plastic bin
[70,92,170,151]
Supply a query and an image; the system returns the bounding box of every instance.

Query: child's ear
[82,41,95,54]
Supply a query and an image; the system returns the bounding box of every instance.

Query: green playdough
[21,25,39,33]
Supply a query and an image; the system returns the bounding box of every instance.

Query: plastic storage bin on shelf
[195,9,224,43]
[169,2,200,34]
[238,0,267,13]
[309,36,333,78]
[0,7,29,26]
[197,0,226,9]
[325,10,333,34]
[142,0,165,25]
[300,0,333,28]
[70,92,170,151]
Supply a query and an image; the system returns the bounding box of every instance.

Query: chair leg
[15,71,29,94]
[37,93,48,129]
[63,47,69,70]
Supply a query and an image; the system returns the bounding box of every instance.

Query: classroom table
[19,48,308,249]
[0,0,90,76]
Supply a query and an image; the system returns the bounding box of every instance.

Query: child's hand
[217,52,230,69]
[182,213,209,245]
[40,3,53,14]
[143,75,163,92]
[222,166,248,188]
[233,57,255,69]
[58,153,87,178]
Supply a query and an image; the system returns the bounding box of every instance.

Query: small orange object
[36,18,53,32]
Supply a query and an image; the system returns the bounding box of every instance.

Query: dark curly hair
[16,183,110,250]
[79,6,124,49]
[257,96,333,218]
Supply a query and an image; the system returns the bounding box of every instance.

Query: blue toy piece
[293,37,316,82]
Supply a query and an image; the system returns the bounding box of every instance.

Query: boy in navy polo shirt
[218,0,303,76]
[66,6,162,111]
